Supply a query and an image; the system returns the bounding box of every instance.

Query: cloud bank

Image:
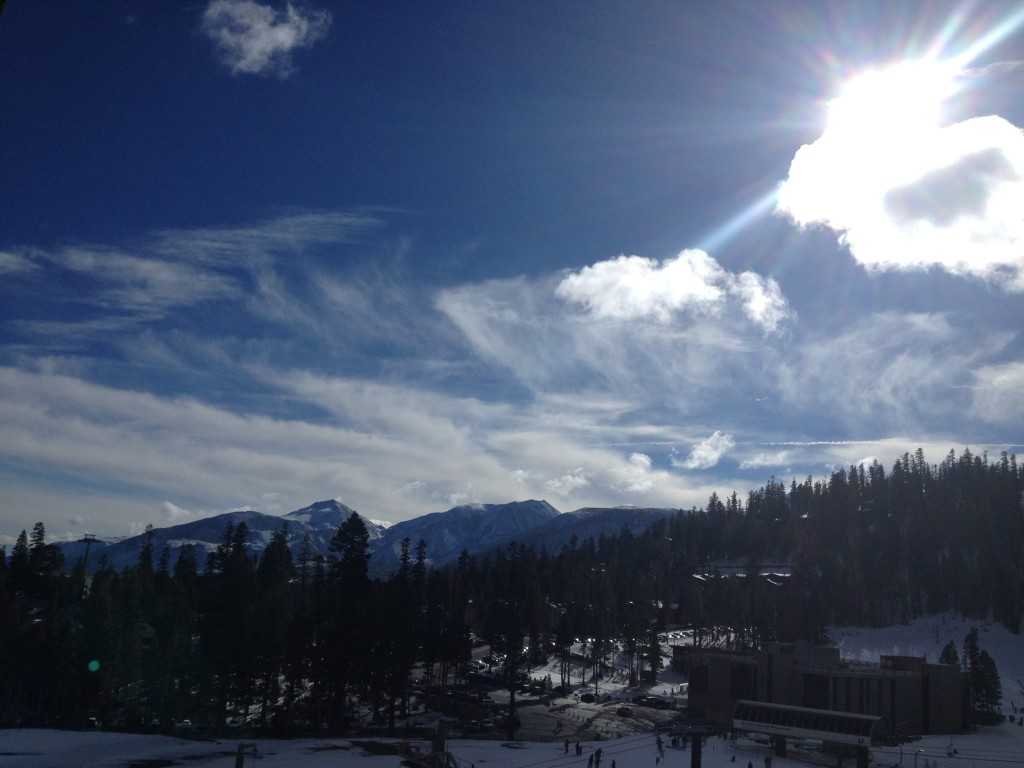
[1,211,1020,536]
[200,0,332,78]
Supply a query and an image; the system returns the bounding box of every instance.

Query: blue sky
[2,1,1023,540]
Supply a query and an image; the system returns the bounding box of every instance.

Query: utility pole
[80,533,97,570]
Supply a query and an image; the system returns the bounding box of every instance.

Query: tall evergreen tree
[939,640,959,666]
[323,511,373,733]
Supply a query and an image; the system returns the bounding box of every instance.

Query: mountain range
[56,499,681,576]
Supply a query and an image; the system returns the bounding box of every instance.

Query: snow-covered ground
[2,616,1022,768]
[3,721,1022,768]
[829,616,1024,709]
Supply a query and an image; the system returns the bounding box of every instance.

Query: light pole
[591,564,606,700]
[79,534,97,595]
[80,533,96,570]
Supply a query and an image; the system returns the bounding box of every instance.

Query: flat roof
[733,700,883,747]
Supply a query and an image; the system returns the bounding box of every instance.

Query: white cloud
[6,210,1018,536]
[555,251,726,322]
[675,431,735,470]
[0,250,40,274]
[730,272,792,334]
[544,469,589,497]
[59,248,239,315]
[0,359,723,536]
[738,450,791,470]
[160,501,199,523]
[970,361,1024,423]
[614,452,656,493]
[777,60,1024,290]
[200,0,331,78]
[773,311,1012,434]
[555,250,792,333]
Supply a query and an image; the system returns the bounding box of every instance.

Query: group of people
[564,740,616,768]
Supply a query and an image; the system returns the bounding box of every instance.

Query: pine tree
[323,511,373,733]
[199,521,257,728]
[254,527,295,729]
[974,650,1002,717]
[939,639,959,666]
[8,530,29,591]
[963,627,980,676]
[137,524,155,579]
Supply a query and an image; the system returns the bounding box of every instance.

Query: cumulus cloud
[675,431,735,470]
[200,0,331,78]
[777,60,1024,290]
[614,452,656,493]
[544,468,589,497]
[555,250,792,333]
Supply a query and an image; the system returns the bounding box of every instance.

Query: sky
[1,1,1023,541]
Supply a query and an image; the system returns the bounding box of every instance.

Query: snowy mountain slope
[520,505,679,551]
[368,500,560,573]
[59,500,387,573]
[54,498,682,575]
[284,498,388,555]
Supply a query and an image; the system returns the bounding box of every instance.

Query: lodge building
[674,640,965,741]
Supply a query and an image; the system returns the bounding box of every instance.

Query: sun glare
[777,38,1024,289]
[820,60,965,196]
[827,60,957,139]
[777,57,971,232]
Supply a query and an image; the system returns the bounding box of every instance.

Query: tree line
[0,447,1019,732]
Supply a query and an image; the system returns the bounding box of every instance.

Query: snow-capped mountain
[55,498,678,575]
[59,500,386,574]
[520,505,679,551]
[368,499,559,572]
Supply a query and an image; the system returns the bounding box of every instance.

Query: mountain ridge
[54,498,679,575]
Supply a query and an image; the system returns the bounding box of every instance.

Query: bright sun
[828,60,957,137]
[824,60,962,192]
[774,11,1024,290]
[776,58,967,231]
[777,52,1024,287]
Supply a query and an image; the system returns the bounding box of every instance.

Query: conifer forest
[1,448,1021,733]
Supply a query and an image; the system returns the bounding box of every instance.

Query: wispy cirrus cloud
[774,311,1012,435]
[738,450,791,470]
[200,0,332,78]
[149,211,379,265]
[3,208,1021,538]
[59,248,240,316]
[6,211,382,346]
[970,361,1024,424]
[436,265,785,409]
[0,250,40,275]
